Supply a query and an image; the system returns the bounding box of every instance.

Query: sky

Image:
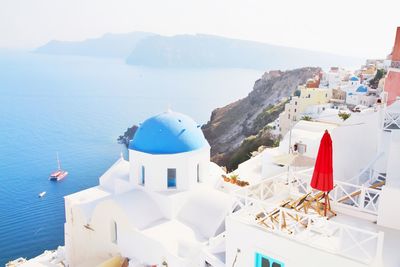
[0,0,399,58]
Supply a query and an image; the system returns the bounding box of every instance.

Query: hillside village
[272,60,388,137]
[8,27,400,267]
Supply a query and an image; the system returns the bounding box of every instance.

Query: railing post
[370,231,385,267]
[360,185,366,210]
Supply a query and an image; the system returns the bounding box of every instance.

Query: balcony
[232,170,385,265]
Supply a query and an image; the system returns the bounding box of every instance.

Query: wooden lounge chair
[306,190,336,219]
[282,193,311,213]
[279,194,312,230]
[255,208,280,230]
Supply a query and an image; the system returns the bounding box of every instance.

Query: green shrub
[338,112,351,121]
[301,115,312,121]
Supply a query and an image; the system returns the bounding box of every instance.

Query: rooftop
[231,165,399,266]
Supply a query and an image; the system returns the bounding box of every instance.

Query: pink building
[385,27,400,105]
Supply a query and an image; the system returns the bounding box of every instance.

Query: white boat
[49,152,68,181]
[38,191,46,198]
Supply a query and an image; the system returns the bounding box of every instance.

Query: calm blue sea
[0,51,261,265]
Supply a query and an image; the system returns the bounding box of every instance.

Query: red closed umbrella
[310,130,335,217]
[310,130,333,191]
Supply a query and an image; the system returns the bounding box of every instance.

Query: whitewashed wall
[129,147,210,192]
[225,217,370,267]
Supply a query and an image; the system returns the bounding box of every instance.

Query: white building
[320,67,349,89]
[278,86,332,136]
[63,110,234,267]
[225,101,400,267]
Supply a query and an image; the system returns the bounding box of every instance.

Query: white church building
[63,110,234,267]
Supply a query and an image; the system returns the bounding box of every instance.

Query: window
[167,168,177,188]
[140,165,145,185]
[255,253,284,267]
[197,164,200,183]
[110,220,118,244]
[295,101,297,105]
[294,109,297,113]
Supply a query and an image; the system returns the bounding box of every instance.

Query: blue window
[255,253,284,267]
[140,165,145,185]
[167,168,176,188]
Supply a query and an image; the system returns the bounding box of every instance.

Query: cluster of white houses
[13,28,400,267]
[274,50,394,137]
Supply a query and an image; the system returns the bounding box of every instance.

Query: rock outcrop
[117,125,138,146]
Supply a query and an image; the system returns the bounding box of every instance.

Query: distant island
[36,32,362,70]
[35,32,153,58]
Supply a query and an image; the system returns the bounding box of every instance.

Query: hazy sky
[1,0,399,58]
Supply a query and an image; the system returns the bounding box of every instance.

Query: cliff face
[202,67,321,169]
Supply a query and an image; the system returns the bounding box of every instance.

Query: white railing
[234,175,287,207]
[292,170,382,215]
[384,110,400,130]
[233,195,384,265]
[235,167,383,216]
[235,176,275,199]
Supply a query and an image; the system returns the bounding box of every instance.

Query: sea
[0,51,262,265]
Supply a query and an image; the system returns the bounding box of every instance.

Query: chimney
[392,27,400,62]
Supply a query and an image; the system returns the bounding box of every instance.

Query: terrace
[231,168,388,265]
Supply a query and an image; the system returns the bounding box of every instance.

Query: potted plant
[229,174,238,184]
[221,174,230,182]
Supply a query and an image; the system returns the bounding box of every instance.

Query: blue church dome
[356,86,368,93]
[129,111,209,154]
[350,76,359,81]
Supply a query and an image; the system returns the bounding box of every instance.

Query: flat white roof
[64,186,111,205]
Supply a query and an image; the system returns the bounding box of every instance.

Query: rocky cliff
[202,67,321,169]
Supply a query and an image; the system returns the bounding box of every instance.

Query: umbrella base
[322,192,337,219]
